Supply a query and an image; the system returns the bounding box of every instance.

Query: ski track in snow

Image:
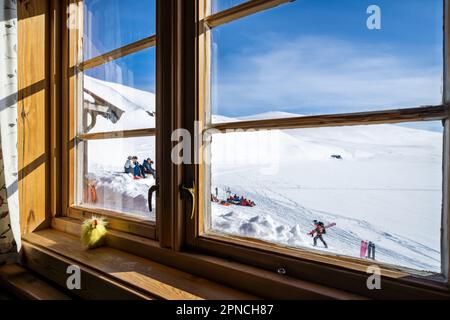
[83,77,442,273]
[211,181,440,272]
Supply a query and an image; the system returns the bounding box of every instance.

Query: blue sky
[83,0,444,131]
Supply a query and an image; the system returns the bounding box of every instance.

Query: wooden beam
[18,0,51,234]
[208,105,449,132]
[79,35,156,71]
[50,0,62,218]
[204,0,293,28]
[79,128,156,140]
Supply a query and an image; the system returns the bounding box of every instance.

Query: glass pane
[210,0,443,123]
[79,137,156,220]
[84,0,156,60]
[82,47,156,134]
[207,121,443,273]
[210,0,250,14]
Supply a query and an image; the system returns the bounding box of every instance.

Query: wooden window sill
[21,217,367,300]
[22,228,256,300]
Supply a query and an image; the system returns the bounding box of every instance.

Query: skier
[310,220,328,248]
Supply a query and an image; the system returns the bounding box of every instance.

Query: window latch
[148,184,159,212]
[180,182,196,220]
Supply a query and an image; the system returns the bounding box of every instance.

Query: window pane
[210,0,443,123]
[82,47,156,134]
[84,0,156,60]
[78,137,156,220]
[210,0,250,14]
[207,121,443,273]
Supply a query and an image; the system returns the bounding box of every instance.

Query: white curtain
[0,0,20,265]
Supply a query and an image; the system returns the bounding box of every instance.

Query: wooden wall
[17,0,51,234]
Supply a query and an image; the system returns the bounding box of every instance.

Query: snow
[83,77,443,273]
[210,116,442,272]
[83,75,155,133]
[81,76,156,218]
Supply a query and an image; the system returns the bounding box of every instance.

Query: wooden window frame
[53,0,450,298]
[61,0,160,240]
[184,0,450,299]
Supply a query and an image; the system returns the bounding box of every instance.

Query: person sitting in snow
[124,156,134,174]
[132,156,146,179]
[143,158,156,179]
[310,220,328,248]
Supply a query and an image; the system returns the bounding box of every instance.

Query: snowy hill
[210,114,442,272]
[84,75,156,133]
[83,77,442,273]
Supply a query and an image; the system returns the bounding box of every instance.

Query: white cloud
[212,36,443,116]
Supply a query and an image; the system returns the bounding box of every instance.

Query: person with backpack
[310,220,328,248]
[143,158,156,179]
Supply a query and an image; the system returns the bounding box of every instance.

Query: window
[195,0,449,280]
[69,0,158,228]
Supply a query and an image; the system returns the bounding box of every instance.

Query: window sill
[21,228,256,300]
[21,217,367,299]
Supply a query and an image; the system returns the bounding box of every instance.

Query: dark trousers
[314,235,327,248]
[134,165,146,178]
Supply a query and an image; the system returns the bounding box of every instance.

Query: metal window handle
[181,182,196,219]
[148,184,159,212]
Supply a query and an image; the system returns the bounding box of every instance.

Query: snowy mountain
[83,77,443,273]
[210,114,442,272]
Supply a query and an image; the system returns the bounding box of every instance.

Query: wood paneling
[50,0,62,218]
[17,0,51,234]
[0,264,71,300]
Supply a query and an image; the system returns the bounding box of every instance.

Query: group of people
[227,194,256,207]
[211,190,256,207]
[124,156,156,180]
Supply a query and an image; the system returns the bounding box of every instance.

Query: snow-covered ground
[209,117,442,272]
[82,76,443,273]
